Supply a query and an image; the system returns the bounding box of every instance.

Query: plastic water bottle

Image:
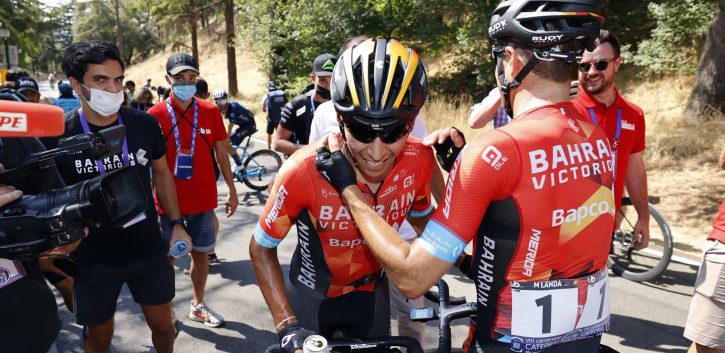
[170,240,190,258]
[303,335,330,353]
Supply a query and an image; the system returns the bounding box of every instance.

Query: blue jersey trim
[418,219,466,263]
[254,224,282,248]
[408,204,434,218]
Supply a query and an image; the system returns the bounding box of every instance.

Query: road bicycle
[608,196,673,282]
[232,131,282,191]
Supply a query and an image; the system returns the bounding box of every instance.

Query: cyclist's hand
[632,217,650,250]
[278,324,315,353]
[422,127,466,172]
[316,133,356,193]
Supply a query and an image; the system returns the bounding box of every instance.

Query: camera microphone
[0,100,65,137]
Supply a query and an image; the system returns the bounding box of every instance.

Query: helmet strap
[496,52,540,117]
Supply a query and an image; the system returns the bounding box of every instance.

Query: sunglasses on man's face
[578,58,617,73]
[341,115,412,144]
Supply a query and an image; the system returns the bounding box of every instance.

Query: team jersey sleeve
[418,131,521,262]
[254,155,311,248]
[631,107,646,154]
[280,100,302,131]
[407,144,435,218]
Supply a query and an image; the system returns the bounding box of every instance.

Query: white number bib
[508,269,610,353]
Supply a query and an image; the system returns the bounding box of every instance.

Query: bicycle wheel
[608,203,673,282]
[242,149,283,191]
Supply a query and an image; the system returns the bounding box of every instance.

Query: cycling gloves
[278,324,315,353]
[315,147,357,193]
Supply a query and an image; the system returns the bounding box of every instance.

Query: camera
[0,124,148,259]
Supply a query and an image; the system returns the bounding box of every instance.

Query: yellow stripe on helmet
[343,43,360,108]
[392,46,419,109]
[381,39,409,110]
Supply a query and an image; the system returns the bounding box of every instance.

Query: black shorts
[230,127,254,147]
[266,119,278,135]
[286,276,390,341]
[74,254,174,326]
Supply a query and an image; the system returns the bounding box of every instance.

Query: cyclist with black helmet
[262,81,287,149]
[251,38,435,353]
[53,81,81,112]
[317,2,614,353]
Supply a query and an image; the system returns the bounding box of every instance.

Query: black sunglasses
[341,115,412,144]
[578,58,617,73]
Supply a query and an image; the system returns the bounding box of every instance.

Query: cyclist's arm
[249,240,299,330]
[227,121,234,136]
[625,151,650,250]
[468,88,501,129]
[273,126,302,155]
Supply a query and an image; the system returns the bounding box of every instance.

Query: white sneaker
[188,301,224,327]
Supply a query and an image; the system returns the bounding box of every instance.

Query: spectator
[131,87,155,111]
[53,81,81,113]
[261,81,287,149]
[15,76,41,103]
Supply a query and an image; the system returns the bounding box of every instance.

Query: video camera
[0,101,148,259]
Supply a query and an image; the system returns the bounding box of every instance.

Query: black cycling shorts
[286,275,391,343]
[266,119,278,135]
[74,253,174,326]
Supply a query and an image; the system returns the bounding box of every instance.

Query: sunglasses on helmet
[341,115,412,144]
[578,58,617,73]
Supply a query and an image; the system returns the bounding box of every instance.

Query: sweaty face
[579,43,620,95]
[343,124,408,184]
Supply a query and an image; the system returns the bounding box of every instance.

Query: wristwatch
[169,217,188,229]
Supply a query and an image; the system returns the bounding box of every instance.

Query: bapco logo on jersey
[482,145,508,170]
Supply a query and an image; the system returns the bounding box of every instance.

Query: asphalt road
[38,80,700,353]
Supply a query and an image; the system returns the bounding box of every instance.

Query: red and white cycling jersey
[419,102,615,352]
[255,139,435,298]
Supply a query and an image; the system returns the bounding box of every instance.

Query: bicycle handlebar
[412,280,477,353]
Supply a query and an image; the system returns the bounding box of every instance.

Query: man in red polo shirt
[683,145,725,353]
[148,52,238,328]
[572,29,650,250]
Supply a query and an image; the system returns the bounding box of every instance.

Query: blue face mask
[173,84,197,101]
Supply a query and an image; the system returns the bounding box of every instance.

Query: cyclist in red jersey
[316,2,613,353]
[250,38,435,353]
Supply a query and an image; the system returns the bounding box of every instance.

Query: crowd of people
[1,1,724,353]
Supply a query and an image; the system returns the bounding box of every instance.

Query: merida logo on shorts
[529,139,612,190]
[552,200,612,227]
[264,185,288,228]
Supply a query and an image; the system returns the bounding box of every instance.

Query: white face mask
[81,83,125,116]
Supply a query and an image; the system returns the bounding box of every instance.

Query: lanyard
[588,107,621,181]
[79,108,130,175]
[309,94,317,115]
[166,98,199,155]
[587,107,621,150]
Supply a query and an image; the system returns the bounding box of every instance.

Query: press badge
[0,258,26,289]
[174,152,194,180]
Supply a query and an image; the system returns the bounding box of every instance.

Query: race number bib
[174,152,194,180]
[0,258,26,289]
[508,269,610,353]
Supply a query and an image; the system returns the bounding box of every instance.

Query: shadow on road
[606,313,689,353]
[177,320,277,353]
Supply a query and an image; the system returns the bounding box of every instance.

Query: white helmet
[212,88,228,100]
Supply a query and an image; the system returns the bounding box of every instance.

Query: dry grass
[128,24,724,256]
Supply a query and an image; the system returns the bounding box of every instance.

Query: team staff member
[45,40,192,353]
[683,144,725,353]
[272,53,336,155]
[251,39,434,353]
[572,29,650,250]
[148,52,238,328]
[317,2,613,352]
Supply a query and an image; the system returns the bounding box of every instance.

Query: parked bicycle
[608,196,673,282]
[232,131,282,191]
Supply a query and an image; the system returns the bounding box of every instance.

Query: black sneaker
[208,252,220,264]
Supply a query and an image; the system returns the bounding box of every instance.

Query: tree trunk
[189,0,199,65]
[686,0,725,119]
[114,0,124,62]
[224,0,239,96]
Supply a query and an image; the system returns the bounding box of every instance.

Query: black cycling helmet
[58,81,73,94]
[332,38,427,122]
[489,0,604,52]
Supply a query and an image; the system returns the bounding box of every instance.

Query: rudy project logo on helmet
[532,34,565,44]
[322,59,336,72]
[488,19,507,36]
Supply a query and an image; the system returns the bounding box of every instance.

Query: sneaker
[208,252,220,264]
[183,267,190,275]
[189,301,224,327]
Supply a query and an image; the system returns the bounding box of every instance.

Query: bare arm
[468,88,502,129]
[272,126,302,155]
[227,121,234,136]
[152,157,193,247]
[214,140,238,217]
[625,152,650,250]
[249,240,299,330]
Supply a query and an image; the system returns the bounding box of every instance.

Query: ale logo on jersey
[482,145,508,170]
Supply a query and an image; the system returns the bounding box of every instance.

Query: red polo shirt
[573,87,646,210]
[709,200,725,243]
[148,92,228,215]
